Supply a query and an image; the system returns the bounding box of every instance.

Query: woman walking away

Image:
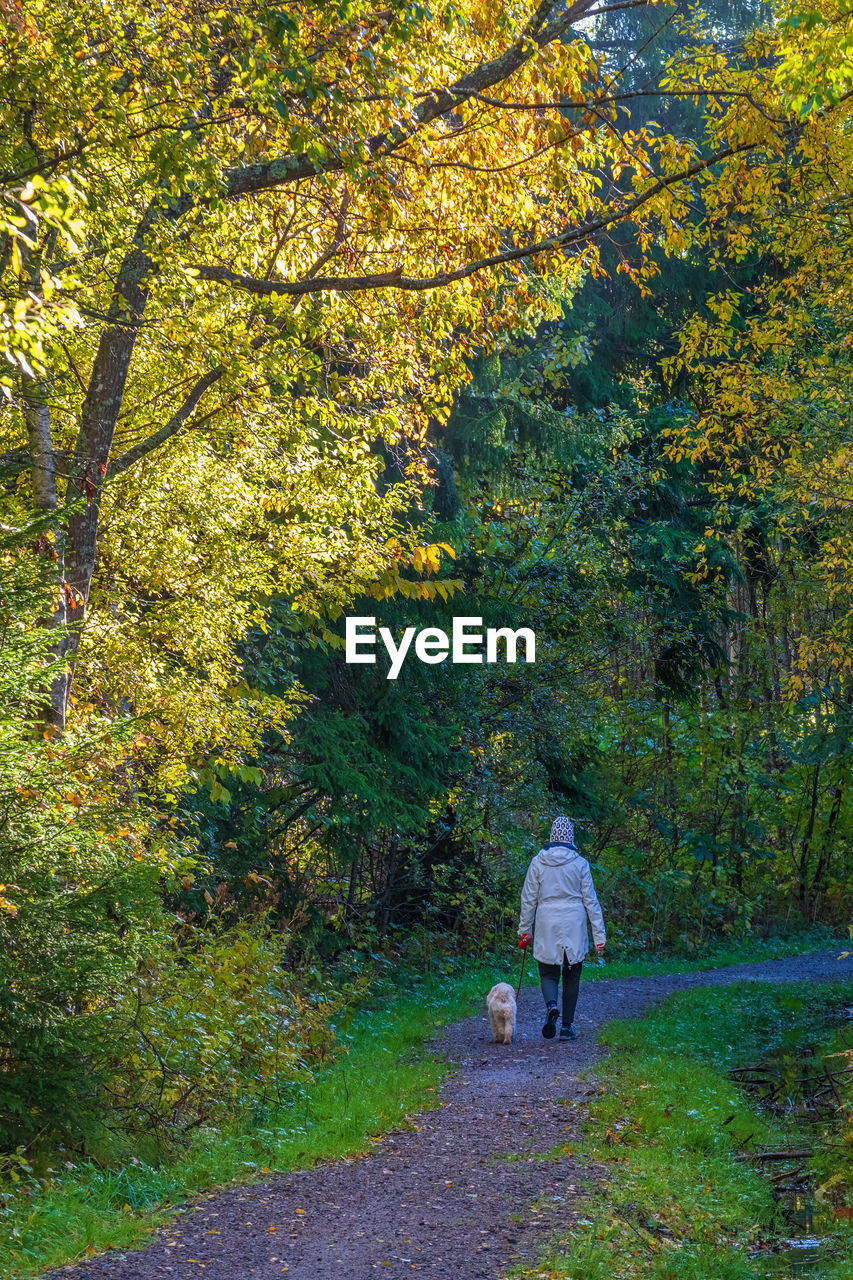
[518,816,606,1040]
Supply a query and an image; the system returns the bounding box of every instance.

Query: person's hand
[595,942,605,954]
[519,933,533,950]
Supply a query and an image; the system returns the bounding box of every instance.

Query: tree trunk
[345,845,360,926]
[798,760,821,911]
[22,374,69,729]
[62,231,154,697]
[810,768,846,909]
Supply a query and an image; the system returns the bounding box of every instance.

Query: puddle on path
[757,1238,830,1278]
[731,1016,852,1278]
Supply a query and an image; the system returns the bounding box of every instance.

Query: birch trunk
[22,374,69,729]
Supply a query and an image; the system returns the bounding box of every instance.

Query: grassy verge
[510,981,853,1280]
[0,933,843,1279]
[0,956,494,1279]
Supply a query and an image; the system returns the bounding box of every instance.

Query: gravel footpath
[57,950,853,1280]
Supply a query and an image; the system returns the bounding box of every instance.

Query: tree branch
[194,135,761,299]
[108,365,227,475]
[466,88,788,125]
[586,0,660,13]
[303,190,351,280]
[222,0,608,198]
[75,0,614,499]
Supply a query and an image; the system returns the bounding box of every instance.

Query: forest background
[1,0,852,1176]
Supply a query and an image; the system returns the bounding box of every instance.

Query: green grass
[0,933,845,1279]
[509,981,853,1280]
[0,957,494,1279]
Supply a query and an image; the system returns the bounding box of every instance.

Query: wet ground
[733,1013,853,1277]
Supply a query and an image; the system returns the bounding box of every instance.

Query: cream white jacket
[518,844,606,965]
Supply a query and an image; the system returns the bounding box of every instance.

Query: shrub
[95,917,339,1145]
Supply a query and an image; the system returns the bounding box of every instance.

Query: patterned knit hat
[549,816,575,845]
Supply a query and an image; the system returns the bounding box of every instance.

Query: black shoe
[559,1024,578,1040]
[542,1006,559,1039]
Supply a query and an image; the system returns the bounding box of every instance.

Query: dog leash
[515,944,528,1000]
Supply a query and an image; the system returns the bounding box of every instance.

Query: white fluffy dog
[486,981,517,1044]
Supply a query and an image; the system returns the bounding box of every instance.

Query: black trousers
[538,955,583,1027]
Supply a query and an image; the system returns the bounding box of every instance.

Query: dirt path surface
[59,951,853,1280]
